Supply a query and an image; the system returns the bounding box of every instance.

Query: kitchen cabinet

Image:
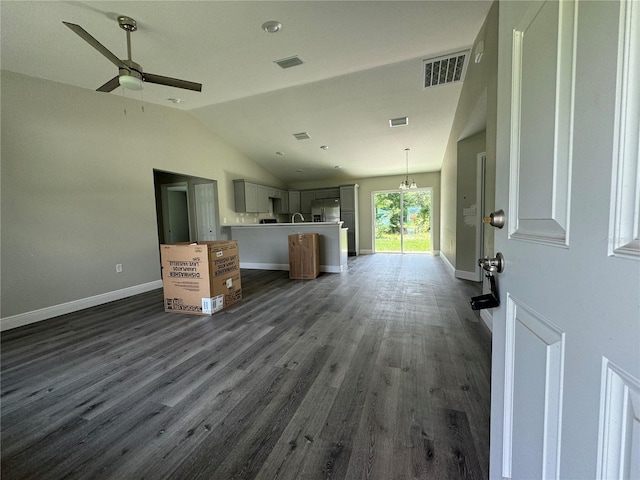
[233,180,271,213]
[288,191,301,214]
[315,187,340,199]
[257,185,269,212]
[340,184,359,255]
[300,190,316,215]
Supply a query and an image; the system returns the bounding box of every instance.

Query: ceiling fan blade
[63,21,127,70]
[143,73,202,92]
[97,76,121,92]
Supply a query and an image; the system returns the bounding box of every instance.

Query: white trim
[508,0,576,248]
[456,270,480,281]
[432,249,440,256]
[359,249,374,255]
[239,262,344,273]
[480,309,493,332]
[0,280,163,331]
[596,358,640,478]
[440,252,455,273]
[609,0,640,260]
[502,294,565,479]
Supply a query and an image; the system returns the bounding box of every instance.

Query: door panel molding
[508,0,577,247]
[597,358,640,479]
[502,294,565,479]
[609,0,640,259]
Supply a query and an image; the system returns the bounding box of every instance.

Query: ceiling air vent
[275,55,304,69]
[293,132,311,140]
[423,50,470,88]
[389,116,409,128]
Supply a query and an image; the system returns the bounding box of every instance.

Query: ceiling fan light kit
[63,16,202,94]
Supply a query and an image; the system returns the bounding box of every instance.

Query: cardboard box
[160,241,242,315]
[288,233,320,279]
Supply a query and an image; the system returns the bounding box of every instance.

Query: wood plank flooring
[1,254,491,479]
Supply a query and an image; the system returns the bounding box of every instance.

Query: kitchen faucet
[291,212,304,223]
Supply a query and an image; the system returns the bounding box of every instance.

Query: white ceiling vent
[275,56,304,69]
[423,50,470,88]
[389,116,409,127]
[293,132,311,140]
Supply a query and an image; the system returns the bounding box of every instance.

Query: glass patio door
[374,189,431,253]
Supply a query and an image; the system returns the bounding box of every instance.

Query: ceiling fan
[63,16,202,93]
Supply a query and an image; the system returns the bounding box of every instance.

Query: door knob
[478,252,505,274]
[483,209,505,229]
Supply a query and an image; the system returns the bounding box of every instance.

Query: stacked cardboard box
[160,240,241,315]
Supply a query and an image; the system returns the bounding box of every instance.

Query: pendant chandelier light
[399,148,418,189]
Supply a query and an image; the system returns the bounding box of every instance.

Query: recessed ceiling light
[389,116,409,127]
[320,145,329,150]
[168,98,182,104]
[262,21,282,33]
[275,151,284,156]
[296,169,303,173]
[334,165,342,169]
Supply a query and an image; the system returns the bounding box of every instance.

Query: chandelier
[399,148,417,189]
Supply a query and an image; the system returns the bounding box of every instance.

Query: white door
[194,182,217,241]
[491,1,640,479]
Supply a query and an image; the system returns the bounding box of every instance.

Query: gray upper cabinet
[233,179,271,213]
[340,185,357,211]
[288,191,301,214]
[234,179,259,213]
[300,190,316,214]
[315,188,340,199]
[257,185,269,213]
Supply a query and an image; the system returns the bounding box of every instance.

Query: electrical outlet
[223,217,227,224]
[116,264,123,273]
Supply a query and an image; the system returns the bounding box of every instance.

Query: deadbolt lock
[483,209,505,229]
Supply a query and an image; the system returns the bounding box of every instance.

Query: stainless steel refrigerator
[311,198,340,222]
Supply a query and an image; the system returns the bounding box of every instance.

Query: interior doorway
[161,183,191,243]
[153,170,219,244]
[373,189,432,253]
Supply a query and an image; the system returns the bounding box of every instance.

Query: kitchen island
[228,222,348,273]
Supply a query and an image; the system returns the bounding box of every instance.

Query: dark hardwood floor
[1,254,491,479]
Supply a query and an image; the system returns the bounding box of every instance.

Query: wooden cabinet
[288,233,319,279]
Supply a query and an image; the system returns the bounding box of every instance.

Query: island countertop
[228,222,348,273]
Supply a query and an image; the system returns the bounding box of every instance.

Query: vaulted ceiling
[1,1,492,183]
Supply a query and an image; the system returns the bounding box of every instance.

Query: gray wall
[440,1,498,269]
[1,71,284,319]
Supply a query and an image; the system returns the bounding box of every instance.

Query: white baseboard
[440,252,455,274]
[480,309,493,332]
[239,262,344,273]
[359,249,374,255]
[456,269,481,282]
[431,249,440,256]
[0,280,163,332]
